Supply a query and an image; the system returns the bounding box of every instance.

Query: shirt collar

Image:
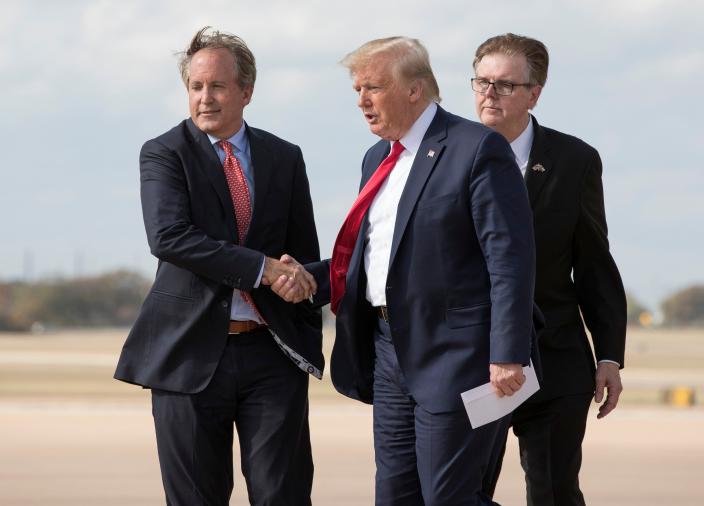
[207,121,248,153]
[396,102,438,156]
[509,115,534,169]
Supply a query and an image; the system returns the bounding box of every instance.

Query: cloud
[1,0,703,306]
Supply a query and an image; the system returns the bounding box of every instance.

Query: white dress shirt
[510,116,534,177]
[364,102,438,306]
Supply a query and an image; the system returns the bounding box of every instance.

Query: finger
[280,254,295,264]
[594,376,606,403]
[505,378,523,395]
[490,378,505,397]
[597,395,618,419]
[495,378,517,397]
[293,267,316,294]
[270,275,289,294]
[282,281,303,302]
[603,383,622,411]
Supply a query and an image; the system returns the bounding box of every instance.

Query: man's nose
[485,83,498,98]
[202,86,214,102]
[357,90,369,108]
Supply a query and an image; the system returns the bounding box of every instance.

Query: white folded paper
[461,361,540,428]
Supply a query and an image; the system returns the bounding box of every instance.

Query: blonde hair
[341,36,441,102]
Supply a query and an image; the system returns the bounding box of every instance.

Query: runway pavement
[1,398,703,505]
[1,328,703,504]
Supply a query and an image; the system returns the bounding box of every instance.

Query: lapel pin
[531,163,545,173]
[427,149,435,158]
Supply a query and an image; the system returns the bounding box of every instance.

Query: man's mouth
[199,110,220,116]
[364,112,376,122]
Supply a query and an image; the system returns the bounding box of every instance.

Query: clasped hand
[489,363,526,397]
[261,254,316,304]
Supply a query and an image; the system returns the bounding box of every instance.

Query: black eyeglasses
[471,77,533,96]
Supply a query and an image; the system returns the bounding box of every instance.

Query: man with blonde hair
[473,33,626,505]
[276,36,538,505]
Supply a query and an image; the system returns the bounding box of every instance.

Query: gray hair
[177,26,256,89]
[341,36,441,103]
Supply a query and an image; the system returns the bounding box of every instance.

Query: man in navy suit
[473,34,626,505]
[114,27,321,505]
[275,36,537,505]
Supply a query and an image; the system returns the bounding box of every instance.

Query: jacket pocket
[416,193,457,210]
[446,302,491,329]
[150,290,195,316]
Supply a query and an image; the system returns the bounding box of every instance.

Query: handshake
[261,254,317,304]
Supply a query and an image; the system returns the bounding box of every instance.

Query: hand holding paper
[461,361,540,429]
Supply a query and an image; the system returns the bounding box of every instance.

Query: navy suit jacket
[310,106,538,413]
[115,119,322,393]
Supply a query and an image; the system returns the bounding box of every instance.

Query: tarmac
[1,398,703,505]
[1,327,703,504]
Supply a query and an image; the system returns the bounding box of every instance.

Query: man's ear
[528,85,542,110]
[242,86,254,106]
[408,80,423,103]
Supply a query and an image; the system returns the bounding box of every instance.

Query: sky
[1,0,702,310]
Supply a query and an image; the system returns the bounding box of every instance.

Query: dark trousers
[485,393,592,506]
[151,328,313,506]
[372,317,504,506]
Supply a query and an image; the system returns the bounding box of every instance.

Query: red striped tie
[329,141,405,314]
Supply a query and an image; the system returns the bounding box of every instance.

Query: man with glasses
[472,34,627,505]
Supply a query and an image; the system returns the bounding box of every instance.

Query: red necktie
[218,140,264,320]
[330,141,405,314]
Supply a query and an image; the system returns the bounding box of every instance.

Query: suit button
[221,300,229,308]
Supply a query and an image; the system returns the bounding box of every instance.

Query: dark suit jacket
[525,116,626,400]
[310,106,538,414]
[115,119,322,393]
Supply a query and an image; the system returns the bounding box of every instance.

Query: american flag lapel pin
[427,149,435,158]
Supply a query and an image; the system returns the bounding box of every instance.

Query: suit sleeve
[470,131,536,365]
[139,139,264,290]
[572,149,626,366]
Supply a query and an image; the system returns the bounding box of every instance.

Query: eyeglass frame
[471,77,535,96]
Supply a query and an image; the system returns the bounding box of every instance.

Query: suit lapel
[388,107,447,269]
[246,126,273,246]
[186,119,238,242]
[525,116,553,207]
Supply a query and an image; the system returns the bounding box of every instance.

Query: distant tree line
[0,271,703,331]
[0,270,150,331]
[628,285,704,327]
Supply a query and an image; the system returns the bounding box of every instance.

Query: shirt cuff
[253,257,265,288]
[597,359,621,367]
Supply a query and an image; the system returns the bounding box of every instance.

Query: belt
[376,306,390,323]
[228,320,266,334]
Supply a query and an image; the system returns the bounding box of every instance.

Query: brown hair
[341,36,441,103]
[178,26,256,89]
[473,33,549,86]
